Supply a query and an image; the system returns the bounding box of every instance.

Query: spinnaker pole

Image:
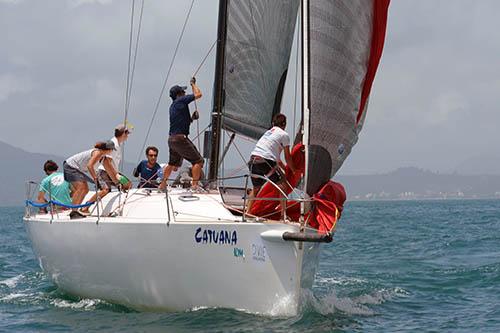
[208,0,229,184]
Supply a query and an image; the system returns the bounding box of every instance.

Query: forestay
[222,0,300,140]
[305,0,390,194]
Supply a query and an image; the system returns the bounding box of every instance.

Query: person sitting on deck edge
[159,77,203,190]
[37,160,72,213]
[247,113,295,217]
[133,146,162,188]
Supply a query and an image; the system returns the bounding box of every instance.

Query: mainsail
[222,0,300,140]
[304,0,390,194]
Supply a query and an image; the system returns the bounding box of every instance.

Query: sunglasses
[148,154,158,157]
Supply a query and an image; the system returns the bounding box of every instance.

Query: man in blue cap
[159,77,203,190]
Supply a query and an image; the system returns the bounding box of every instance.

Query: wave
[304,286,408,316]
[50,298,105,310]
[0,274,23,288]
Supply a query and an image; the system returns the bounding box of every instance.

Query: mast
[301,0,310,198]
[208,0,229,183]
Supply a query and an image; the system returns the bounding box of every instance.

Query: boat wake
[0,274,24,288]
[303,285,408,316]
[0,271,125,312]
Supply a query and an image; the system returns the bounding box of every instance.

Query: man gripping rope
[159,77,203,190]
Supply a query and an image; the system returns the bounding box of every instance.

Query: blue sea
[1,200,500,332]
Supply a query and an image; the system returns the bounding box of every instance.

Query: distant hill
[2,141,500,206]
[453,154,500,175]
[336,167,500,200]
[0,141,135,206]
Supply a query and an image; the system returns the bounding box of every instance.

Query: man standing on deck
[159,77,203,190]
[247,113,295,216]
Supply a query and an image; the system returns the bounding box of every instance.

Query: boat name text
[194,227,238,245]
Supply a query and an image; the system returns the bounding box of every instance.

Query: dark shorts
[248,156,283,188]
[168,134,204,167]
[98,169,115,189]
[63,162,94,183]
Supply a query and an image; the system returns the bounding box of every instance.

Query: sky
[1,0,499,175]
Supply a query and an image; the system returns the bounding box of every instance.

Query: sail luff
[208,0,229,182]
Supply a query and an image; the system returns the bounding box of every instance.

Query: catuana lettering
[194,227,238,245]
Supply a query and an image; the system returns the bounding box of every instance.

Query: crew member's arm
[190,77,202,100]
[36,191,47,203]
[102,157,121,184]
[87,151,115,186]
[133,162,141,178]
[36,191,48,213]
[283,146,296,173]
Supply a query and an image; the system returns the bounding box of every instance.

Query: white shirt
[66,149,99,174]
[98,137,121,172]
[251,126,290,162]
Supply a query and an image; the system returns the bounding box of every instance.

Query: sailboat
[24,0,390,316]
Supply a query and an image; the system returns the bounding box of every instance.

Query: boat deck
[27,187,275,225]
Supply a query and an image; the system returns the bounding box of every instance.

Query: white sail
[222,0,300,140]
[304,0,390,194]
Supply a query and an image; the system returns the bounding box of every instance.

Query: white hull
[24,189,321,315]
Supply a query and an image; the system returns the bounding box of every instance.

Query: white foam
[311,292,375,316]
[50,298,102,310]
[307,287,409,316]
[188,306,210,312]
[0,274,23,288]
[355,287,409,305]
[314,276,368,286]
[0,292,31,301]
[268,294,297,317]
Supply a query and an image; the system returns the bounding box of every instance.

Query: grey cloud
[1,0,499,175]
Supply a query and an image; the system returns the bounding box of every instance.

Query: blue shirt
[134,160,162,188]
[169,94,195,135]
[39,172,72,205]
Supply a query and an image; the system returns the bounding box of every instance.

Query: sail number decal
[194,227,238,245]
[251,243,267,262]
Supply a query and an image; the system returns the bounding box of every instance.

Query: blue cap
[169,85,188,99]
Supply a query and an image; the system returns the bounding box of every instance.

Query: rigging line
[125,0,145,119]
[233,132,257,143]
[123,0,145,170]
[136,0,196,164]
[121,0,136,172]
[190,123,210,143]
[123,0,136,124]
[192,40,217,77]
[190,40,216,152]
[196,114,201,149]
[226,131,248,166]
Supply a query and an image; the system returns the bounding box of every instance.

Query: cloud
[0,74,33,102]
[1,0,499,175]
[69,0,113,8]
[427,92,468,126]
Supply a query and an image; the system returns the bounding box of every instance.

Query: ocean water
[1,200,500,332]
